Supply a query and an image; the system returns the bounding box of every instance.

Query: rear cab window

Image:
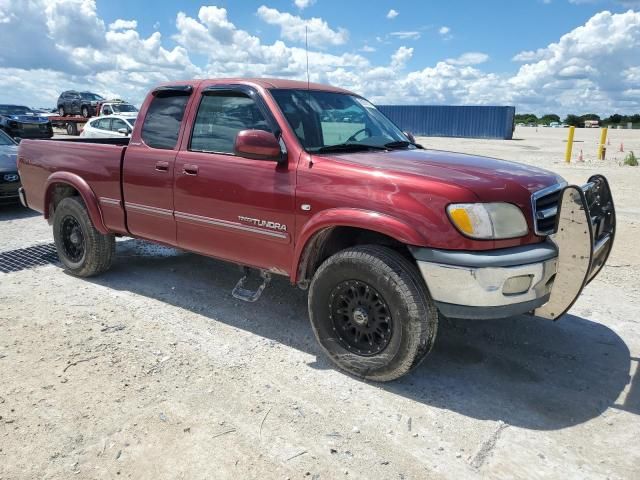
[140,88,191,150]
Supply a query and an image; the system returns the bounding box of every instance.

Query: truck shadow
[0,203,39,221]
[84,239,637,431]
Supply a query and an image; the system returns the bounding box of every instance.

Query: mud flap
[534,175,615,320]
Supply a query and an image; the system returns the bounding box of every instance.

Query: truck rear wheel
[308,245,438,381]
[52,196,115,277]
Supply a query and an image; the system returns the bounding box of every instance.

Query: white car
[80,115,136,138]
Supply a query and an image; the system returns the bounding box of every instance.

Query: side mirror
[234,129,284,163]
[13,137,22,144]
[117,128,129,135]
[403,131,416,144]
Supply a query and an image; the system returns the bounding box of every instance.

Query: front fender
[292,208,426,283]
[44,172,108,234]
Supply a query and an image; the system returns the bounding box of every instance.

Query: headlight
[446,203,528,239]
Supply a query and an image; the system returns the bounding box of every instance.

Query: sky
[0,0,639,116]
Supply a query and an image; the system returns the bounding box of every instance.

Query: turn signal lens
[447,208,474,235]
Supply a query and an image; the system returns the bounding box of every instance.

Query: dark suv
[57,91,105,118]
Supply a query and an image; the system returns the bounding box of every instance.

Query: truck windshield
[270,89,409,153]
[113,104,138,113]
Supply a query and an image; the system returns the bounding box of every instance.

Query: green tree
[564,114,581,127]
[580,113,601,122]
[540,114,561,125]
[606,114,623,124]
[515,113,538,124]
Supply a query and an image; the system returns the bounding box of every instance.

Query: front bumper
[412,243,558,319]
[5,123,53,139]
[411,175,615,320]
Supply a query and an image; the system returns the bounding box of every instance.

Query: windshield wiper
[316,143,386,153]
[384,140,423,150]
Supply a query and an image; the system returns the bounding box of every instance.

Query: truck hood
[5,114,50,124]
[325,148,563,198]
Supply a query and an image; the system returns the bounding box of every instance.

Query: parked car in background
[98,101,138,116]
[0,129,20,204]
[0,104,54,139]
[57,91,105,118]
[32,108,57,118]
[80,115,136,138]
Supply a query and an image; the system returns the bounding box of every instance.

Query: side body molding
[292,208,426,283]
[44,171,109,234]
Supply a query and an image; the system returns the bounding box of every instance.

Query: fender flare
[292,208,426,283]
[44,172,108,234]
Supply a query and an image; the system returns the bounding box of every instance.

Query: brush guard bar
[534,174,616,320]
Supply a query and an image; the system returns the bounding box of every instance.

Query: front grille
[0,173,20,197]
[532,183,565,236]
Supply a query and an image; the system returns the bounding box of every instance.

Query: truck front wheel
[52,196,115,277]
[308,245,438,381]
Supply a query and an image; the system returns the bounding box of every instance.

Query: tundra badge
[238,216,287,232]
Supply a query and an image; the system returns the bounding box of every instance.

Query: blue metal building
[377,105,516,140]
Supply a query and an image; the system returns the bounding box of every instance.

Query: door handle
[155,161,169,172]
[183,164,199,176]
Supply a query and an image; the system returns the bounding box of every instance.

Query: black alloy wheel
[329,280,393,355]
[60,215,85,263]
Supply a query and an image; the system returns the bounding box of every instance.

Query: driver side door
[173,85,296,274]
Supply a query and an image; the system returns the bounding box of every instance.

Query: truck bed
[18,137,129,234]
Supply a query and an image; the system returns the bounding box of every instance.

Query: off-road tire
[81,106,90,118]
[52,196,115,277]
[58,106,65,117]
[308,245,438,381]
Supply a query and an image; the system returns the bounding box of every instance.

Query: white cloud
[109,19,137,30]
[391,46,413,69]
[439,26,450,35]
[389,31,421,40]
[446,52,489,66]
[508,10,640,113]
[0,3,638,116]
[294,0,316,8]
[359,45,376,53]
[386,9,399,19]
[257,6,348,47]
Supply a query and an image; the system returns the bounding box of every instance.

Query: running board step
[232,268,272,302]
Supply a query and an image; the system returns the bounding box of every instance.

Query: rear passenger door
[173,85,296,273]
[122,86,193,245]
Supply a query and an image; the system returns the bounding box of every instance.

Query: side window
[95,118,111,130]
[141,92,190,150]
[190,92,271,154]
[111,118,127,132]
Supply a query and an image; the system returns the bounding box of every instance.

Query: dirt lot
[1,127,639,479]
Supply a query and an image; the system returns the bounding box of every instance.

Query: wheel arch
[292,208,426,286]
[44,172,108,234]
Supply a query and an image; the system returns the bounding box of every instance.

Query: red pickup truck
[17,78,615,381]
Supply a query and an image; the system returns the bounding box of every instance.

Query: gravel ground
[1,127,639,479]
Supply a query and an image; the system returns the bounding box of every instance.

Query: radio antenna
[305,25,310,90]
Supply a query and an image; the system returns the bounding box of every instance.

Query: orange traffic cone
[578,149,584,162]
[620,142,624,152]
